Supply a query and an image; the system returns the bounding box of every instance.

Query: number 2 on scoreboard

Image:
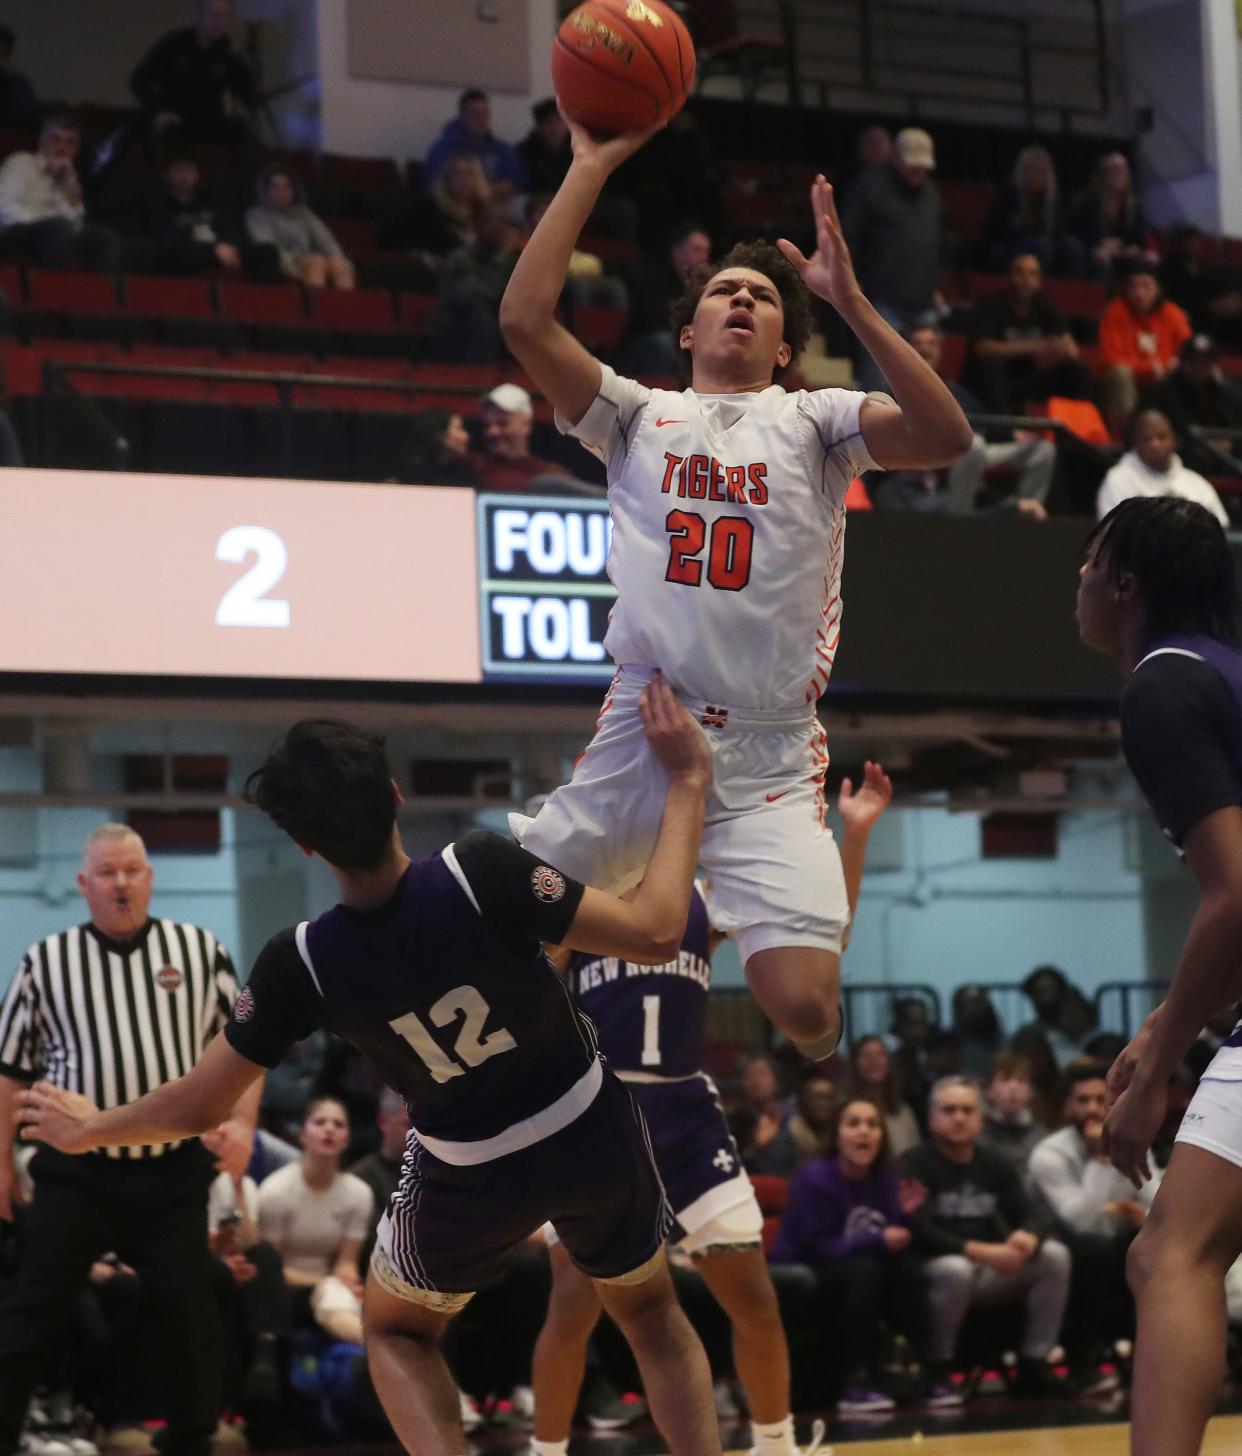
[664,511,753,591]
[215,526,291,628]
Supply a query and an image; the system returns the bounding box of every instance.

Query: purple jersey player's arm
[499,111,658,427]
[14,1031,263,1158]
[1103,804,1242,1185]
[557,675,712,965]
[837,760,894,923]
[777,177,973,470]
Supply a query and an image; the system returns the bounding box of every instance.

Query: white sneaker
[458,1389,483,1433]
[508,1386,535,1424]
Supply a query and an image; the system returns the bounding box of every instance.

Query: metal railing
[1094,980,1167,1040]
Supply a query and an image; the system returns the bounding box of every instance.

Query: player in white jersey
[500,116,971,1062]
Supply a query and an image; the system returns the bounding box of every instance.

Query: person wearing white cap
[475,382,573,493]
[839,126,945,392]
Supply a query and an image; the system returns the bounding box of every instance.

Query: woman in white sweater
[257,1097,373,1344]
[1096,409,1229,525]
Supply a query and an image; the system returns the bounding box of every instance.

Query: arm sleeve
[0,955,40,1082]
[306,211,344,258]
[803,388,885,498]
[993,1152,1035,1234]
[554,362,652,471]
[223,931,323,1069]
[1121,656,1242,847]
[0,155,37,225]
[1098,302,1136,371]
[1027,1143,1116,1233]
[130,34,173,111]
[899,1149,969,1256]
[244,206,279,246]
[447,831,586,956]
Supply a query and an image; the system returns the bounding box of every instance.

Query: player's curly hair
[1085,496,1240,646]
[245,718,397,870]
[668,241,814,385]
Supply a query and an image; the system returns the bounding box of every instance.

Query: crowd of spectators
[2,0,1240,516]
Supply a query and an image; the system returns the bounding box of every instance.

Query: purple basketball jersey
[567,887,712,1076]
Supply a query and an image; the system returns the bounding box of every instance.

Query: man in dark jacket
[1140,334,1242,476]
[130,0,256,158]
[901,1077,1070,1405]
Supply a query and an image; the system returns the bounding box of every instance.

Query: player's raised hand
[559,101,663,177]
[15,1081,101,1156]
[777,175,864,313]
[838,760,893,837]
[640,671,711,786]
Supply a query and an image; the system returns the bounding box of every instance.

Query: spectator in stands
[870,323,1055,517]
[785,1071,838,1164]
[1096,407,1229,525]
[979,1051,1048,1176]
[525,194,628,311]
[1159,224,1242,349]
[902,1077,1071,1404]
[519,98,571,196]
[964,253,1091,414]
[130,0,256,159]
[1098,261,1193,430]
[0,115,123,272]
[245,165,354,290]
[849,1036,921,1158]
[0,25,40,129]
[840,126,945,391]
[771,1097,930,1414]
[257,1098,372,1346]
[735,1052,801,1177]
[471,382,572,492]
[348,1089,408,1264]
[206,1170,287,1417]
[1027,1062,1153,1392]
[986,147,1084,277]
[1141,333,1242,475]
[1018,965,1099,1068]
[856,124,894,174]
[889,996,935,1120]
[377,153,490,265]
[618,223,712,377]
[424,88,526,199]
[144,153,278,279]
[427,200,522,364]
[952,986,1003,1081]
[397,409,478,487]
[1007,1025,1061,1130]
[1066,152,1150,281]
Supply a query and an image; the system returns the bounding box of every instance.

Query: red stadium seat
[308,286,398,331]
[398,292,436,333]
[748,1175,789,1256]
[216,280,307,325]
[938,331,968,382]
[0,262,24,304]
[1218,353,1242,379]
[938,180,996,243]
[320,153,402,193]
[1041,278,1108,318]
[28,269,121,314]
[963,271,1010,301]
[315,355,411,379]
[0,340,109,394]
[319,218,380,258]
[572,304,628,357]
[126,275,215,320]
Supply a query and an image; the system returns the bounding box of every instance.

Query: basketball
[552,0,696,137]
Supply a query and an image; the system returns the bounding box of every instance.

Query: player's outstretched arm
[500,111,657,427]
[1103,804,1242,1186]
[837,760,893,922]
[14,1033,264,1156]
[562,674,711,964]
[777,176,973,470]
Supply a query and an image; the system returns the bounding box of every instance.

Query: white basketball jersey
[559,364,879,710]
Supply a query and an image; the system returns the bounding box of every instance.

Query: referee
[0,823,260,1456]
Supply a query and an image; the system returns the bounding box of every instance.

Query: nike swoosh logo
[655,418,686,428]
[765,789,792,803]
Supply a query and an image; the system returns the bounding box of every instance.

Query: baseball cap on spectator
[1181,333,1217,361]
[895,128,936,170]
[483,383,533,415]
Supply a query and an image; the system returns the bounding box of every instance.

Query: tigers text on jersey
[225,833,601,1161]
[567,886,712,1078]
[559,364,879,710]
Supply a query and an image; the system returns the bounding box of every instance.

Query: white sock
[752,1416,797,1456]
[530,1440,568,1456]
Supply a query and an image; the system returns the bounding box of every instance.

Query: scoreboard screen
[477,495,617,683]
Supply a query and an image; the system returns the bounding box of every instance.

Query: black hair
[1084,497,1240,646]
[41,113,80,137]
[459,87,488,110]
[669,240,813,385]
[1059,1059,1109,1100]
[244,718,397,870]
[532,97,558,123]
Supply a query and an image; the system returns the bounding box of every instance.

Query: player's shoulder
[257,1161,299,1197]
[1123,646,1233,714]
[338,1169,375,1205]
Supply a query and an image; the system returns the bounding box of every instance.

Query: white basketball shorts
[510,667,850,962]
[1176,1072,1242,1172]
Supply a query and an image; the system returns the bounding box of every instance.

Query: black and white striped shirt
[0,919,238,1159]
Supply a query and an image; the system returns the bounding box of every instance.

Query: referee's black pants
[0,1144,220,1456]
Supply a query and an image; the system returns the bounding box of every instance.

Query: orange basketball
[552,0,696,137]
